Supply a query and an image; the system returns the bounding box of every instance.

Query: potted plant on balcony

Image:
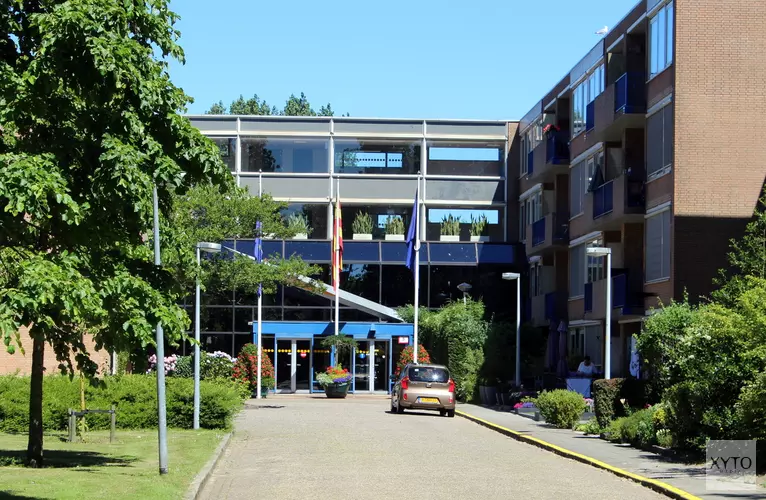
[542,123,561,136]
[352,212,373,240]
[286,212,311,239]
[384,215,405,241]
[470,214,489,242]
[439,214,460,242]
[315,335,358,398]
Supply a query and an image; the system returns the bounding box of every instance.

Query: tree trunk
[26,334,45,468]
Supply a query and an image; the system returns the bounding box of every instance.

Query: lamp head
[197,242,222,253]
[457,282,472,293]
[502,272,521,280]
[586,246,611,256]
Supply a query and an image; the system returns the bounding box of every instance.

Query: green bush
[592,378,625,428]
[0,374,246,433]
[603,407,660,448]
[173,355,193,378]
[534,389,586,429]
[575,417,602,435]
[736,371,766,440]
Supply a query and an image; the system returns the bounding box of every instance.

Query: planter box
[353,233,373,241]
[292,233,308,240]
[485,386,497,405]
[470,235,489,242]
[440,235,460,242]
[324,382,350,399]
[385,234,405,241]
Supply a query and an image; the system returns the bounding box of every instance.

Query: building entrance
[275,339,311,393]
[352,340,391,393]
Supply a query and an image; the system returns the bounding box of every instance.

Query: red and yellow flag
[332,195,343,290]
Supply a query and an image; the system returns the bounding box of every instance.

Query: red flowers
[233,343,275,392]
[395,345,431,377]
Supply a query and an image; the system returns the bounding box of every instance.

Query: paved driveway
[198,396,665,500]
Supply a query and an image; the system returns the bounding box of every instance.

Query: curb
[185,431,233,500]
[456,410,701,500]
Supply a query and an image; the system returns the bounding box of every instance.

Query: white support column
[291,340,297,393]
[369,341,375,393]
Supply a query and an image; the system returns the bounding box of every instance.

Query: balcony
[528,132,569,182]
[614,72,646,115]
[525,213,569,257]
[527,149,535,176]
[529,291,566,327]
[582,173,645,232]
[585,101,595,132]
[584,272,644,320]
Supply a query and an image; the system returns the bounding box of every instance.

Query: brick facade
[0,326,112,375]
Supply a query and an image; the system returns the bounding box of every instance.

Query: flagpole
[413,175,421,364]
[334,179,340,339]
[256,174,263,400]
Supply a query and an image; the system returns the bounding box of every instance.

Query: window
[520,192,542,241]
[646,102,674,179]
[570,161,584,217]
[572,64,604,137]
[645,209,671,282]
[520,136,527,176]
[530,262,542,297]
[569,327,586,357]
[212,138,236,172]
[519,201,527,241]
[520,119,542,176]
[587,239,606,283]
[334,139,420,175]
[241,137,329,173]
[649,1,674,77]
[569,244,586,298]
[427,142,503,176]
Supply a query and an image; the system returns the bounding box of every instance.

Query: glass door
[295,340,311,391]
[373,341,390,392]
[276,339,292,393]
[354,341,371,392]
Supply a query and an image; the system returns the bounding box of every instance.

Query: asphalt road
[198,396,666,500]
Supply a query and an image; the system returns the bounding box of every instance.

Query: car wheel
[439,410,447,417]
[390,400,396,413]
[447,409,455,418]
[396,401,405,414]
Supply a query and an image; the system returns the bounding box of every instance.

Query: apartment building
[514,0,766,377]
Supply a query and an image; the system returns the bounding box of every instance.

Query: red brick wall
[0,326,112,375]
[673,0,766,301]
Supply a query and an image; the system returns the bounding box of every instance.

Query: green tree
[206,91,345,116]
[712,187,766,305]
[0,0,233,467]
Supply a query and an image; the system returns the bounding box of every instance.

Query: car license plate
[418,397,439,404]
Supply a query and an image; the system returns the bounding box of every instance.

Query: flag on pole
[332,195,343,290]
[405,188,420,273]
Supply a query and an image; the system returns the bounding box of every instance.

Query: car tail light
[448,379,455,393]
[401,377,409,390]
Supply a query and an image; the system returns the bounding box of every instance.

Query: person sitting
[576,356,596,377]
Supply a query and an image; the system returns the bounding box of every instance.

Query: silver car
[391,364,456,417]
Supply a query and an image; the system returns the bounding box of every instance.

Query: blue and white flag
[255,221,263,297]
[405,188,419,273]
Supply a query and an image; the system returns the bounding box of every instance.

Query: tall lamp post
[502,272,521,387]
[194,242,222,430]
[457,282,472,305]
[586,246,612,380]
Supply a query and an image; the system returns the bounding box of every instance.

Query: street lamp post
[194,242,222,430]
[586,246,612,380]
[457,282,472,306]
[502,273,521,387]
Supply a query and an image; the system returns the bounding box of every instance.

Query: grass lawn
[0,429,225,500]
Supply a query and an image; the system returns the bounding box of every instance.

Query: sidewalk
[457,404,764,500]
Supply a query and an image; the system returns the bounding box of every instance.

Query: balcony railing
[612,273,627,309]
[614,72,647,114]
[585,101,595,132]
[545,132,569,164]
[584,283,593,313]
[592,180,614,219]
[532,218,546,247]
[527,149,534,176]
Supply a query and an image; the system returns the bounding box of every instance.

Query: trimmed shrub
[0,374,246,433]
[736,371,766,440]
[592,378,625,428]
[534,389,587,429]
[603,407,657,447]
[233,344,275,394]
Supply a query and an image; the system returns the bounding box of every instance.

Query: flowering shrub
[394,345,431,377]
[202,351,236,380]
[147,354,178,375]
[233,344,275,394]
[315,364,352,387]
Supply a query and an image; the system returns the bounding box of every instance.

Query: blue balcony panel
[532,218,546,247]
[343,241,380,262]
[593,181,614,219]
[584,282,593,313]
[428,243,477,264]
[585,101,595,132]
[612,273,627,309]
[476,243,516,264]
[527,149,535,176]
[285,241,331,262]
[614,72,647,114]
[546,132,570,165]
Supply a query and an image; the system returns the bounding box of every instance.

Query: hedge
[534,389,587,429]
[592,377,653,428]
[0,374,248,433]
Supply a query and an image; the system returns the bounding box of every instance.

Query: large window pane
[381,265,427,307]
[334,139,421,175]
[427,141,503,177]
[281,203,328,240]
[570,162,584,216]
[645,210,671,282]
[342,264,380,302]
[666,2,674,66]
[342,204,413,241]
[201,334,233,356]
[569,244,585,297]
[240,137,329,173]
[212,137,236,172]
[650,16,660,76]
[234,307,253,333]
[283,308,332,321]
[425,207,503,242]
[428,265,479,308]
[663,103,674,169]
[201,307,233,332]
[284,264,331,306]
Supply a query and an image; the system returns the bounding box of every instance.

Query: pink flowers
[147,354,178,375]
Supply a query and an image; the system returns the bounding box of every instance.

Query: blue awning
[253,321,413,340]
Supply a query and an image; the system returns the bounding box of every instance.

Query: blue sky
[169,0,638,120]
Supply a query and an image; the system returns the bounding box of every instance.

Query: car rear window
[408,366,449,383]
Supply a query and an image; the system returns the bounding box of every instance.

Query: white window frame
[586,238,606,283]
[520,136,528,177]
[649,1,674,78]
[569,327,586,358]
[569,243,586,298]
[530,262,542,297]
[519,201,528,242]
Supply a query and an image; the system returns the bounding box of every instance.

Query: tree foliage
[0,0,235,466]
[206,92,347,117]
